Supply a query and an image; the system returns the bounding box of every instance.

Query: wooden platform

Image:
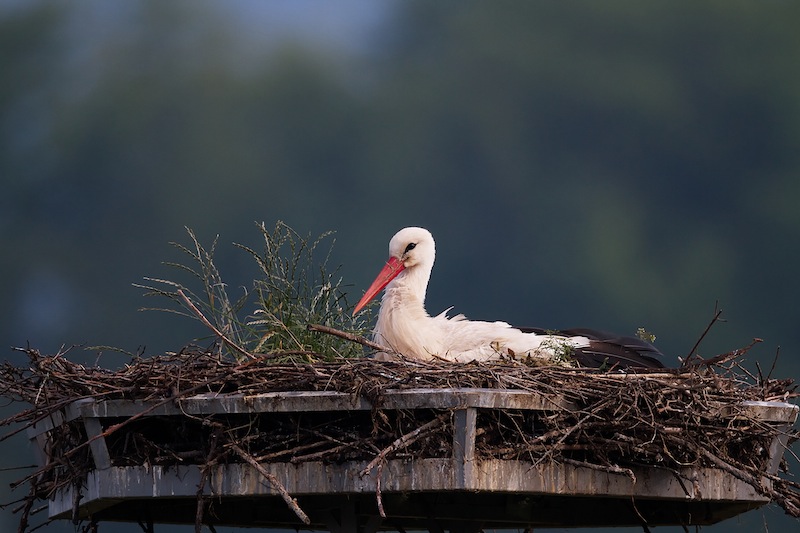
[28,388,798,531]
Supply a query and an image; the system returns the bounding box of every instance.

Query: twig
[177,289,255,360]
[766,346,781,382]
[686,338,763,368]
[16,480,37,533]
[360,414,449,518]
[360,413,449,478]
[682,306,723,368]
[227,443,310,525]
[529,403,610,468]
[195,426,222,533]
[4,347,800,523]
[307,323,395,354]
[561,457,636,483]
[11,352,286,490]
[290,443,352,463]
[376,461,386,518]
[664,434,800,517]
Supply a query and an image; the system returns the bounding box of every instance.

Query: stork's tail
[521,327,666,369]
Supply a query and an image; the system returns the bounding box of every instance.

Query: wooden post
[69,399,112,470]
[453,408,477,490]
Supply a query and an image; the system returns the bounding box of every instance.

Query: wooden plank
[469,459,767,501]
[78,391,371,418]
[47,460,773,528]
[47,457,769,521]
[719,400,799,423]
[716,401,798,475]
[27,398,96,439]
[379,388,575,411]
[26,409,66,440]
[29,388,795,530]
[766,427,792,475]
[81,415,112,470]
[76,388,576,419]
[452,408,477,490]
[28,399,101,468]
[65,390,796,424]
[34,391,795,489]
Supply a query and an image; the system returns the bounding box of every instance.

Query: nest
[1,339,799,532]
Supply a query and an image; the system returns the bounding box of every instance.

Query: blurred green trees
[2,1,800,531]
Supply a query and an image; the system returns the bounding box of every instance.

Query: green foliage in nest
[636,327,657,344]
[137,221,372,362]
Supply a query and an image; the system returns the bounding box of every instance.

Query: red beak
[353,256,405,314]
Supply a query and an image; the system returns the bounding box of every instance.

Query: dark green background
[2,1,798,531]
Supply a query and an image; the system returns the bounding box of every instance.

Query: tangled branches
[1,343,798,531]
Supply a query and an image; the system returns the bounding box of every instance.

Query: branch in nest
[194,426,223,533]
[663,434,800,517]
[682,305,723,369]
[10,352,294,490]
[228,443,310,525]
[560,457,636,483]
[357,412,449,519]
[685,338,763,369]
[307,323,396,355]
[177,289,255,360]
[360,413,449,478]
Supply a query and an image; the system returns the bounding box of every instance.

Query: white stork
[353,227,664,368]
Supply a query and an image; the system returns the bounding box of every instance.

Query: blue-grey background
[2,1,799,531]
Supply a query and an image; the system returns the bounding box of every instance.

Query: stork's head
[353,227,435,314]
[388,227,435,270]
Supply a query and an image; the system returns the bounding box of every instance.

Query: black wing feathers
[519,327,665,369]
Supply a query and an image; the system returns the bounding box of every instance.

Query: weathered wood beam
[452,408,476,490]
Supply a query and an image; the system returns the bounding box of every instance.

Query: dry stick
[257,439,330,462]
[359,413,449,478]
[766,346,781,382]
[195,427,221,533]
[1,394,107,444]
[177,289,255,360]
[529,404,610,469]
[664,434,800,517]
[628,494,651,532]
[682,307,723,369]
[360,414,449,519]
[11,352,283,490]
[227,443,310,525]
[689,338,763,369]
[376,461,386,518]
[307,323,395,354]
[137,518,154,533]
[289,443,352,464]
[560,457,637,483]
[7,344,796,520]
[16,481,37,533]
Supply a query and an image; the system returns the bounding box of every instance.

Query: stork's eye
[404,242,417,254]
